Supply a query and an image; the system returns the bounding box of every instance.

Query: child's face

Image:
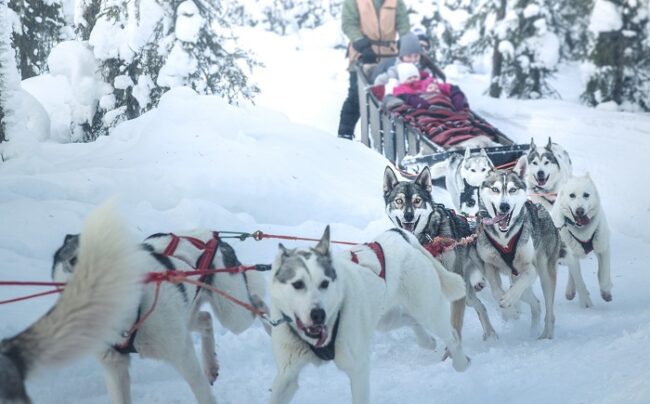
[404,75,419,84]
[401,53,421,64]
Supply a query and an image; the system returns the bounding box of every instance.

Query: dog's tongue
[314,327,329,348]
[402,222,415,232]
[536,176,547,186]
[576,215,591,226]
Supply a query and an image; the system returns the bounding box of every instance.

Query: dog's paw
[579,295,593,309]
[483,330,498,341]
[470,270,485,291]
[204,359,219,385]
[452,355,470,372]
[601,290,613,302]
[499,303,520,321]
[415,333,438,351]
[537,330,554,340]
[565,288,576,301]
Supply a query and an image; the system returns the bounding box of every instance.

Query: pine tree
[490,0,560,99]
[8,0,67,79]
[80,0,260,141]
[581,0,650,111]
[411,0,474,68]
[548,0,593,61]
[463,0,508,97]
[0,0,21,146]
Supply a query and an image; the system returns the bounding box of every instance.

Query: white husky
[0,203,144,404]
[517,138,573,212]
[551,174,612,307]
[431,148,495,216]
[268,226,469,404]
[52,226,267,403]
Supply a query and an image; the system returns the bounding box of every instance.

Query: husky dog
[0,203,144,404]
[52,229,267,404]
[431,148,495,217]
[551,174,612,307]
[268,226,469,404]
[517,138,573,212]
[478,169,561,339]
[383,166,497,340]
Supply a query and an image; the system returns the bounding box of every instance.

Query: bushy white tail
[5,202,145,373]
[402,232,466,302]
[429,160,448,180]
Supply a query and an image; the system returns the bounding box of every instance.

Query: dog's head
[270,226,343,348]
[479,169,528,233]
[459,148,495,187]
[383,166,434,236]
[51,234,80,282]
[554,174,600,228]
[520,138,567,190]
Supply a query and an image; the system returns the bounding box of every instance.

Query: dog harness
[349,242,386,280]
[568,231,596,255]
[484,227,523,276]
[532,185,556,206]
[306,312,341,361]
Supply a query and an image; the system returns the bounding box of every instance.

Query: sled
[355,60,529,174]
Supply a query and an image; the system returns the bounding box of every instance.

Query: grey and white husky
[478,168,561,339]
[0,203,144,404]
[517,138,573,212]
[383,166,497,340]
[51,226,267,403]
[551,174,612,307]
[268,226,469,404]
[431,148,495,217]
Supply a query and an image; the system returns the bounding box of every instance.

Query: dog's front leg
[564,252,592,308]
[499,264,536,310]
[597,249,613,302]
[99,349,131,404]
[344,362,370,404]
[270,328,311,404]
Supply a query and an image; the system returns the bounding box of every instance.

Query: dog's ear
[513,155,527,179]
[279,243,289,256]
[383,166,399,195]
[480,148,495,169]
[545,137,553,150]
[315,225,330,255]
[415,166,433,194]
[464,147,471,159]
[529,138,536,151]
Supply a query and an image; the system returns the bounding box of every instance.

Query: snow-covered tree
[0,0,21,146]
[257,0,328,35]
[581,0,650,111]
[489,0,560,99]
[463,0,507,96]
[8,0,67,79]
[78,0,260,141]
[548,0,593,61]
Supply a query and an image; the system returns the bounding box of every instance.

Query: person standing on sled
[336,0,410,140]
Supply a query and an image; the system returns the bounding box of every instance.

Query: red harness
[163,232,220,270]
[350,242,386,280]
[484,228,523,276]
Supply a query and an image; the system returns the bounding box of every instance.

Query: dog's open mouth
[571,210,591,227]
[398,217,419,233]
[489,205,512,232]
[536,174,549,187]
[295,316,328,347]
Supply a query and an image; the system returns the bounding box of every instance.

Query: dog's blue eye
[292,280,305,290]
[569,193,576,199]
[508,188,517,194]
[319,280,329,289]
[491,187,499,193]
[583,193,590,198]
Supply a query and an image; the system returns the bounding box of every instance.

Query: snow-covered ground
[2,21,650,403]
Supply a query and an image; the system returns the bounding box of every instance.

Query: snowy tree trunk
[0,0,21,146]
[489,0,507,97]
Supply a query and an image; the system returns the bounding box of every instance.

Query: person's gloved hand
[353,37,377,64]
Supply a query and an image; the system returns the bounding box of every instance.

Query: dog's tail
[429,159,448,180]
[0,202,145,403]
[401,231,466,302]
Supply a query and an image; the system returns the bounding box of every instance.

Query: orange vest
[348,0,398,65]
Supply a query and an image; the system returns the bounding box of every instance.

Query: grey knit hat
[398,33,423,57]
